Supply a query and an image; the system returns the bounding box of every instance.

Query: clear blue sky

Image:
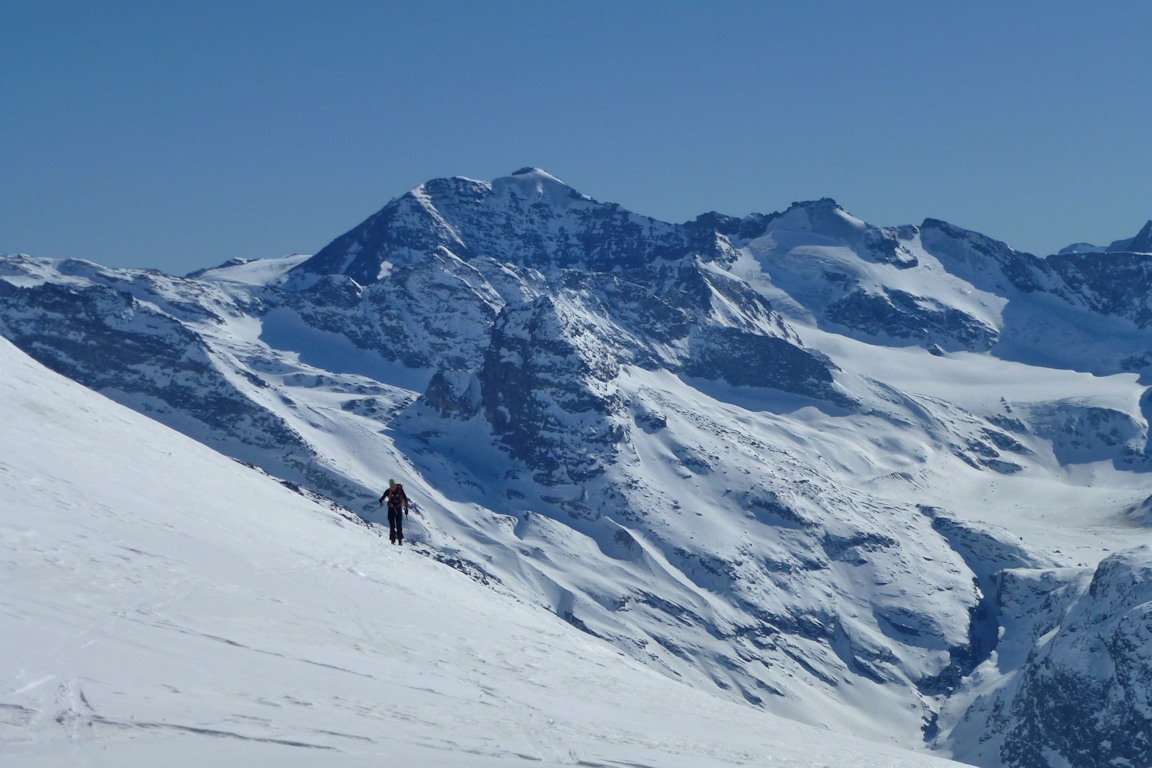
[4,0,1151,274]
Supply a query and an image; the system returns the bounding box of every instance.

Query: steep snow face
[918,219,1053,297]
[186,253,312,284]
[731,204,1005,352]
[920,219,1152,373]
[3,172,1152,768]
[745,198,918,271]
[491,166,588,208]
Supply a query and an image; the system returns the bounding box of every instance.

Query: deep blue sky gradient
[4,0,1150,274]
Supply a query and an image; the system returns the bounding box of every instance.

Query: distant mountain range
[4,167,1151,768]
[1059,219,1152,254]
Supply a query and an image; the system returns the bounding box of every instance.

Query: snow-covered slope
[3,169,1152,768]
[0,336,967,768]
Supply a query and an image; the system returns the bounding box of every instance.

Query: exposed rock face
[825,287,999,351]
[1106,220,1152,253]
[289,168,719,287]
[277,170,850,478]
[479,292,627,484]
[0,274,303,459]
[943,548,1152,768]
[1047,250,1152,328]
[685,325,843,398]
[1023,401,1149,466]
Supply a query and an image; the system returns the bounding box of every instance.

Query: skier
[378,479,410,545]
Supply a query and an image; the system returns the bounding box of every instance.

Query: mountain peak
[791,197,844,212]
[510,166,554,178]
[771,197,865,237]
[1060,219,1152,255]
[492,167,585,206]
[1121,219,1152,252]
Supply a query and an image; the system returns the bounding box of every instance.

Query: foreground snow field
[0,335,965,766]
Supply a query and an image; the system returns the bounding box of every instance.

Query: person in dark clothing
[378,479,410,545]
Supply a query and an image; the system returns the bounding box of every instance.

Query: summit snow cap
[493,167,588,207]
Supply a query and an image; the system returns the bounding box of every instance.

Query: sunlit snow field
[0,335,965,766]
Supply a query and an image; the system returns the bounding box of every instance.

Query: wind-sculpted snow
[3,169,1152,767]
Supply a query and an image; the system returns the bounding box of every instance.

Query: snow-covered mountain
[1059,219,1152,255]
[3,167,1152,768]
[0,334,967,767]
